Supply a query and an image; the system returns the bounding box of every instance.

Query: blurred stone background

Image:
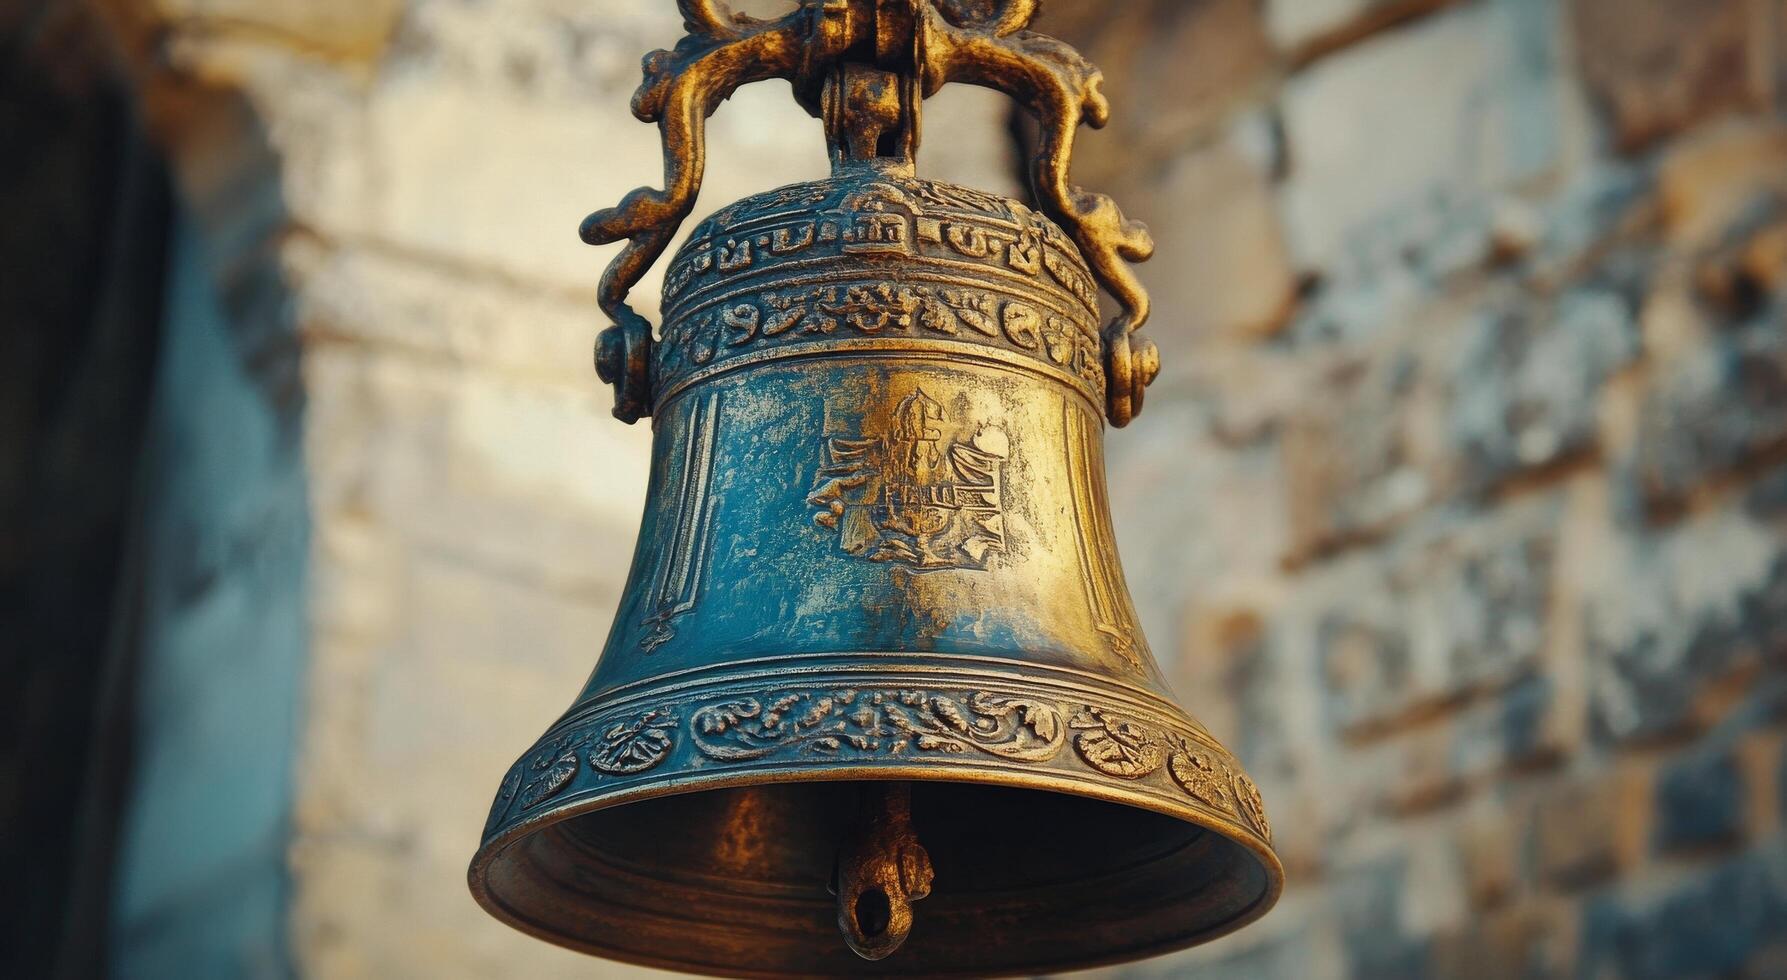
[5,0,1787,977]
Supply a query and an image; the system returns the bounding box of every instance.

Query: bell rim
[469,759,1284,978]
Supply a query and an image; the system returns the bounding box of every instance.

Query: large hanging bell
[469,2,1281,975]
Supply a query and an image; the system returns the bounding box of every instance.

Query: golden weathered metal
[469,1,1281,975]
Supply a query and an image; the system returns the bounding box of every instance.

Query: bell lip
[467,763,1285,979]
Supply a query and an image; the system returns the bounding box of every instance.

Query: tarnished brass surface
[471,2,1280,975]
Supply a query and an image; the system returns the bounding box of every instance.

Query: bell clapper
[832,781,934,961]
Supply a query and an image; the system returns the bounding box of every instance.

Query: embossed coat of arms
[808,390,1010,570]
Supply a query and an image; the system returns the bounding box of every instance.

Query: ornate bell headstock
[470,2,1279,974]
[586,0,1159,427]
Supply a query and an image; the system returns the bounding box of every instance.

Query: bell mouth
[470,773,1281,978]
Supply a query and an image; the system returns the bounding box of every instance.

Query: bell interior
[479,779,1274,977]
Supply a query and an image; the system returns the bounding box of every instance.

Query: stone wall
[85,0,1787,977]
[1040,1,1787,977]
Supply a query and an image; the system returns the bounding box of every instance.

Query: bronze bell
[469,2,1282,974]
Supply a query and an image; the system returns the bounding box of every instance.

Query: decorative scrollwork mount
[585,0,1158,426]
